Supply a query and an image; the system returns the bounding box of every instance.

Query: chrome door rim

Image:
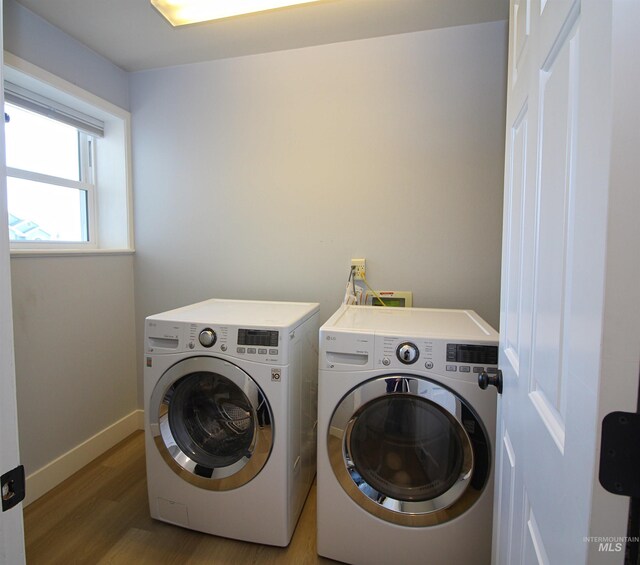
[328,375,485,527]
[149,356,273,491]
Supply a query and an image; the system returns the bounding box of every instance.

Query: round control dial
[198,328,217,348]
[396,342,419,365]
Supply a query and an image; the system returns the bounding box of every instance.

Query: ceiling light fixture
[151,0,322,26]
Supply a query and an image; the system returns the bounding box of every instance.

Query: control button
[198,328,217,348]
[382,357,391,366]
[237,347,246,354]
[459,366,471,373]
[269,349,278,355]
[446,365,458,372]
[220,344,227,352]
[396,342,419,365]
[425,361,434,370]
[473,367,485,373]
[487,367,498,374]
[188,341,195,350]
[258,348,267,355]
[247,348,257,354]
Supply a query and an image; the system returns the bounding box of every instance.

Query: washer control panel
[145,319,284,363]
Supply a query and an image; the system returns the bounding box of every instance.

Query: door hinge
[599,411,640,497]
[1,465,25,512]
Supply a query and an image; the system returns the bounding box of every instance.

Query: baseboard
[24,409,144,506]
[136,408,145,430]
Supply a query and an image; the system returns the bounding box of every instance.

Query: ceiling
[14,0,509,72]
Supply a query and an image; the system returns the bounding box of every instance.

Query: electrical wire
[361,275,389,307]
[345,265,387,307]
[350,266,356,298]
[343,267,358,305]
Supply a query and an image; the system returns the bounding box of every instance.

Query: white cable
[343,269,357,305]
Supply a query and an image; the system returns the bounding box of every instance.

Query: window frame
[4,52,134,256]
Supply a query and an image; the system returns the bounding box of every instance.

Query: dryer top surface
[148,298,319,329]
[323,305,498,341]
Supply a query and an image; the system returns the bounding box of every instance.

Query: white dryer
[144,299,319,546]
[317,305,499,565]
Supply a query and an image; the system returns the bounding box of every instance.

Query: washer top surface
[147,299,319,329]
[324,305,498,341]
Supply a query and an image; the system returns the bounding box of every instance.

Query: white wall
[131,20,507,402]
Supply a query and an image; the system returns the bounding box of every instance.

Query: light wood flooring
[24,431,340,564]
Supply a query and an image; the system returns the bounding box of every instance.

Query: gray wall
[131,20,507,403]
[10,255,137,474]
[5,4,507,468]
[3,0,129,110]
[4,1,136,481]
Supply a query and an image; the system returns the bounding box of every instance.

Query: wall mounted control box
[364,291,413,307]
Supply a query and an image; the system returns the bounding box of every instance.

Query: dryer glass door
[328,375,489,526]
[150,356,273,491]
[348,393,466,503]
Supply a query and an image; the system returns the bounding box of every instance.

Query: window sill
[10,248,135,258]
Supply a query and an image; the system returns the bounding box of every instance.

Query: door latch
[478,370,503,394]
[599,411,640,497]
[1,465,25,512]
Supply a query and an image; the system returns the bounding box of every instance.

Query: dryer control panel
[319,304,499,378]
[446,343,498,365]
[320,329,498,382]
[373,335,498,380]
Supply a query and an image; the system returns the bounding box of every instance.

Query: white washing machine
[317,305,499,565]
[144,299,319,546]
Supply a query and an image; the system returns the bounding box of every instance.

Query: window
[4,54,133,253]
[5,99,97,245]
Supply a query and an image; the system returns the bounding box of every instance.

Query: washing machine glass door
[328,375,490,526]
[150,356,273,491]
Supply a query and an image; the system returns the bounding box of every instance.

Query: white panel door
[494,1,640,564]
[0,1,26,562]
